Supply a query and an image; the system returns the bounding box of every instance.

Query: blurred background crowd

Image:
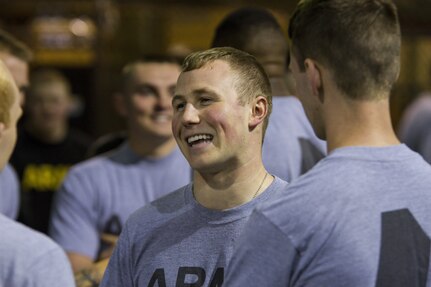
[1,0,430,139]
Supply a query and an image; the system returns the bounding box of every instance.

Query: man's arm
[71,233,118,286]
[68,252,94,273]
[69,233,118,272]
[72,253,111,287]
[49,168,102,278]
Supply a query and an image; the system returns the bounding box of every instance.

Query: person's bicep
[49,171,100,261]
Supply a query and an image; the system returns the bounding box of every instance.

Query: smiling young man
[49,56,191,284]
[225,0,431,286]
[100,47,287,286]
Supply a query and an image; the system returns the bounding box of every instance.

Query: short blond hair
[29,69,71,96]
[0,61,16,125]
[182,47,272,135]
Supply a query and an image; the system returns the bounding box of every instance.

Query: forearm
[74,258,109,287]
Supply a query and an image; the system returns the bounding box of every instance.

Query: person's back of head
[0,60,22,170]
[0,29,32,105]
[0,29,32,63]
[211,7,288,78]
[289,0,400,100]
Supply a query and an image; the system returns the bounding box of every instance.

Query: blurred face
[122,63,180,139]
[26,82,71,133]
[245,29,287,78]
[172,60,251,173]
[289,52,325,139]
[0,73,23,170]
[0,52,29,105]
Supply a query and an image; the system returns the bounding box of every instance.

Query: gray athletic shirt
[0,163,19,219]
[100,177,287,287]
[263,96,326,182]
[420,132,431,164]
[50,141,192,259]
[225,145,431,287]
[0,213,75,287]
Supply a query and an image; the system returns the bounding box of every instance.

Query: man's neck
[269,77,292,96]
[127,132,177,158]
[325,96,400,153]
[192,160,273,211]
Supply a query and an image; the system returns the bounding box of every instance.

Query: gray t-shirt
[100,177,287,287]
[225,145,431,287]
[0,163,19,219]
[398,93,431,152]
[263,96,326,182]
[0,213,74,287]
[420,132,431,164]
[49,142,192,260]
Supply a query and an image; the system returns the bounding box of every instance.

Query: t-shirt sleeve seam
[256,209,301,254]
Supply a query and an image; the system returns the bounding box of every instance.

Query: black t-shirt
[10,127,91,234]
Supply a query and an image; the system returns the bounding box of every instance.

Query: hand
[98,233,119,261]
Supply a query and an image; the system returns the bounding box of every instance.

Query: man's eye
[135,87,154,96]
[174,102,185,111]
[200,98,213,105]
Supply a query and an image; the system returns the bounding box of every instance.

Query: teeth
[187,134,213,144]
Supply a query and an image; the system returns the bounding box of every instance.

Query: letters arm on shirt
[49,169,101,273]
[224,210,296,287]
[100,222,134,286]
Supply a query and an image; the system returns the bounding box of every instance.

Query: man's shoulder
[0,163,18,182]
[125,186,191,232]
[0,214,63,258]
[67,152,117,176]
[0,215,74,286]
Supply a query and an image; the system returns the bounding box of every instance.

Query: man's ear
[249,96,268,130]
[0,122,6,139]
[113,93,128,117]
[304,59,324,103]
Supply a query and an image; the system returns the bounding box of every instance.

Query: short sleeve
[49,167,100,259]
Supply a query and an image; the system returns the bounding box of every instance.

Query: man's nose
[181,103,200,126]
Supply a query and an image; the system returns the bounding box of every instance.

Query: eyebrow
[172,88,219,103]
[172,94,184,103]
